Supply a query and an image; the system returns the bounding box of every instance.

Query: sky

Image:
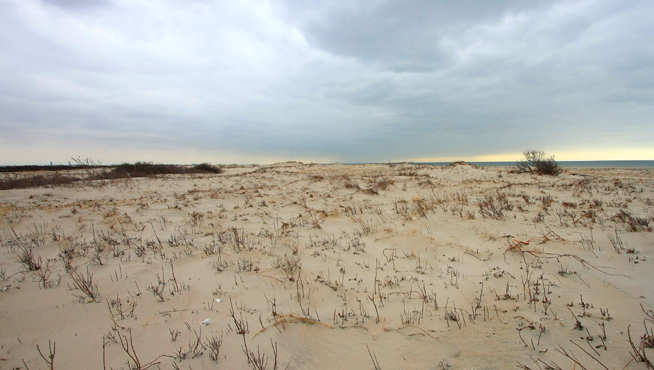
[1,0,653,165]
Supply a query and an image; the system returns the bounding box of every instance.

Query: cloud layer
[1,0,653,164]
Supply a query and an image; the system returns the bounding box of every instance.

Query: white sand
[1,163,653,369]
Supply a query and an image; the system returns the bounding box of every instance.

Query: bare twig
[36,340,55,370]
[366,343,382,370]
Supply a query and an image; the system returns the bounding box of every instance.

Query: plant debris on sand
[1,161,653,369]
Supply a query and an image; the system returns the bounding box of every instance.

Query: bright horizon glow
[0,142,342,166]
[409,147,654,164]
[1,142,653,167]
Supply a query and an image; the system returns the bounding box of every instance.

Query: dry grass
[2,162,654,369]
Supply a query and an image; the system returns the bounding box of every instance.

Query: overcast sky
[1,0,653,165]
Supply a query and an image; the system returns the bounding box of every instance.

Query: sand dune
[1,162,653,369]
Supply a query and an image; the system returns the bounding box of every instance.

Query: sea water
[416,161,654,168]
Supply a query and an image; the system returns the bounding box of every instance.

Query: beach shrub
[108,162,181,177]
[516,150,562,176]
[108,162,223,177]
[191,163,223,173]
[0,161,226,190]
[0,173,80,190]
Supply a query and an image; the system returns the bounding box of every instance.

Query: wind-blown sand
[1,162,653,369]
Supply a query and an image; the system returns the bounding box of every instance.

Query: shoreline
[346,160,654,169]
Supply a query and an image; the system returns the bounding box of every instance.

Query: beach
[1,162,653,369]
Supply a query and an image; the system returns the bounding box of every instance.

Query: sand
[1,162,653,369]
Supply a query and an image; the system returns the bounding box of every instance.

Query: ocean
[415,160,654,168]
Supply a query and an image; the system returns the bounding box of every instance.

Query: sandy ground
[1,162,654,370]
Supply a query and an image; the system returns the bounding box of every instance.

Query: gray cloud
[0,0,653,164]
[271,0,553,72]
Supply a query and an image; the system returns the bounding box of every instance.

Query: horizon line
[2,158,654,167]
